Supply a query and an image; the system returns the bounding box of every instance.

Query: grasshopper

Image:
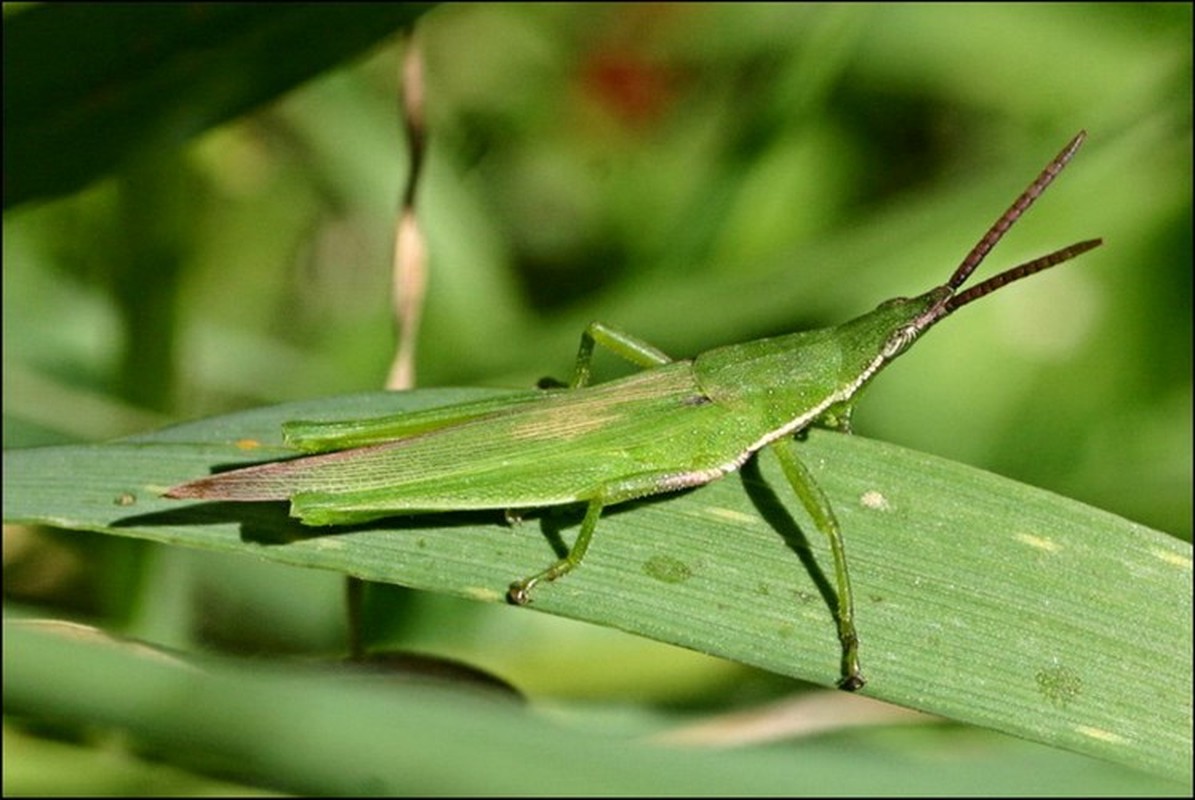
[167,132,1101,690]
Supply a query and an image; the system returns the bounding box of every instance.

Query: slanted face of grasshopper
[168,132,1101,690]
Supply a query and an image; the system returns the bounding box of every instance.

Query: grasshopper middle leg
[770,436,865,691]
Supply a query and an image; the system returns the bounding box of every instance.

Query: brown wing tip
[162,473,287,501]
[163,479,216,499]
[163,451,326,501]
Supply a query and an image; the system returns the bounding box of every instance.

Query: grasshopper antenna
[945,238,1101,313]
[947,131,1088,292]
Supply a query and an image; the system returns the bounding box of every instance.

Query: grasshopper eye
[882,325,918,358]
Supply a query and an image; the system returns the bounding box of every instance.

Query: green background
[4,3,1191,795]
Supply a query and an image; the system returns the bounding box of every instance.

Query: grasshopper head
[838,132,1102,396]
[832,234,1100,415]
[882,236,1102,362]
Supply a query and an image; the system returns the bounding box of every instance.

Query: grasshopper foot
[507,578,536,605]
[837,628,864,691]
[837,673,866,692]
[508,553,577,605]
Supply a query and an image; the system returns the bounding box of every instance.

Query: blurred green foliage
[3,3,1191,795]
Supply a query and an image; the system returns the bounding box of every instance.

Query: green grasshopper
[167,132,1101,690]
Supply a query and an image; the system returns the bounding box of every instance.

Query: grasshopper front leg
[770,436,864,690]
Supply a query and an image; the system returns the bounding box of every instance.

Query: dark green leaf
[3,3,436,208]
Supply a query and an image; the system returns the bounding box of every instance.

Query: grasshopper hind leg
[569,322,673,388]
[507,468,695,605]
[507,499,603,604]
[509,324,675,602]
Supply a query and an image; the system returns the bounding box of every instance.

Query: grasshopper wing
[168,363,759,525]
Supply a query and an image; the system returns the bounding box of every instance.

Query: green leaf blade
[3,389,1190,781]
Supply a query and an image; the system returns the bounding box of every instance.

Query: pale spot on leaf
[1074,725,1126,745]
[859,490,890,511]
[1014,532,1061,553]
